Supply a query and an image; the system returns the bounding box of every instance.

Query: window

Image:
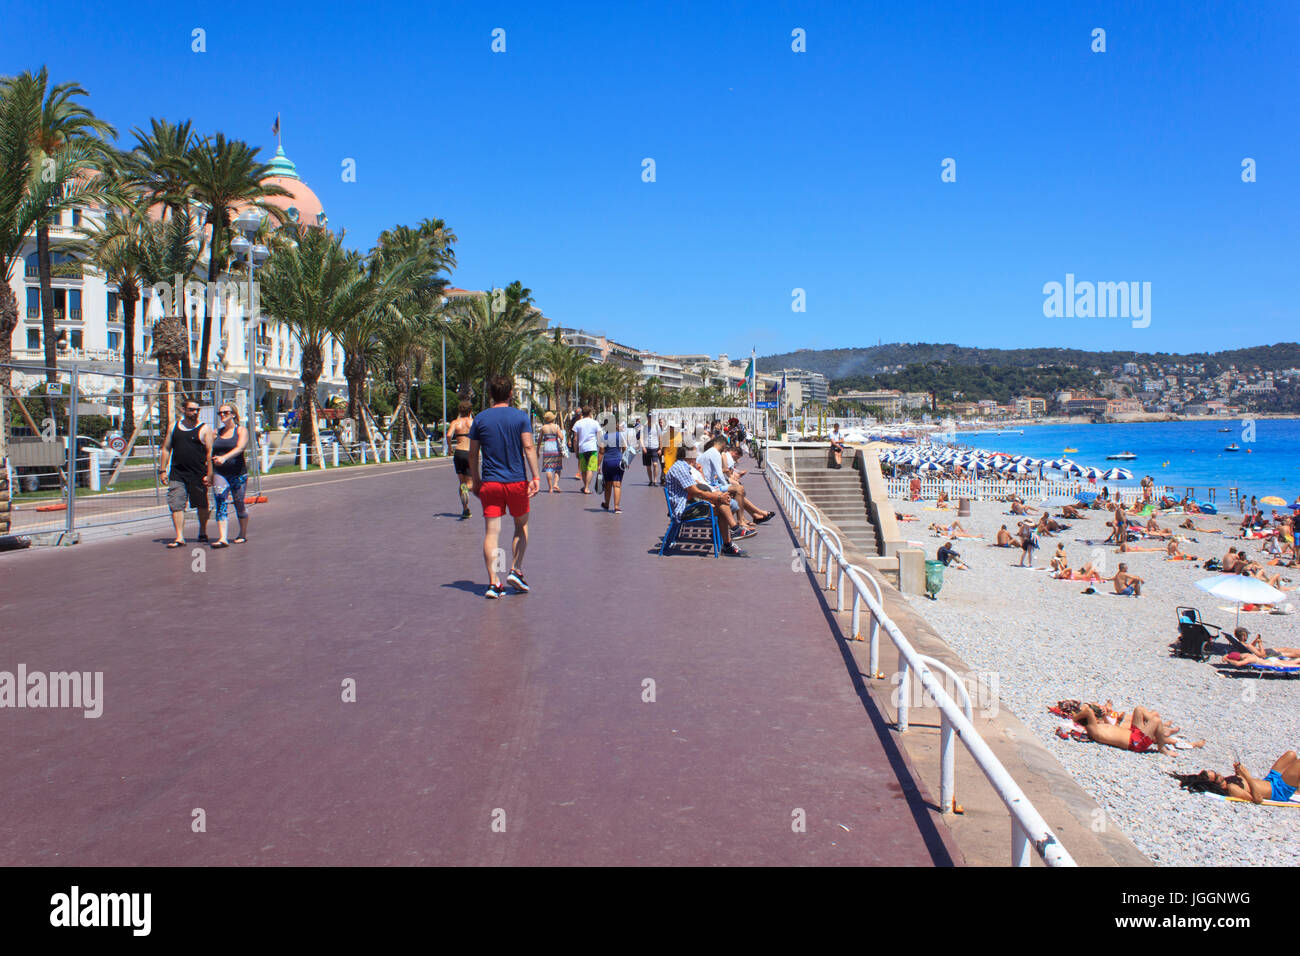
[70,330,82,349]
[26,288,40,319]
[69,288,82,320]
[107,291,119,319]
[24,253,37,278]
[72,208,82,227]
[26,329,40,350]
[107,331,121,352]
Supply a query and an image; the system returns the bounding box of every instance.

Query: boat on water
[1106,451,1138,461]
[1225,443,1240,452]
[1063,447,1079,453]
[1218,427,1232,433]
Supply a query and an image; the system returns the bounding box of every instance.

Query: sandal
[166,540,185,549]
[233,537,247,544]
[211,541,229,548]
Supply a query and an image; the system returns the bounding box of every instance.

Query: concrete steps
[793,466,879,558]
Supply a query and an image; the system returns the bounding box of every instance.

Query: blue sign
[755,401,778,409]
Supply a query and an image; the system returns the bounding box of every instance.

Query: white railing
[884,475,1170,506]
[767,459,1076,867]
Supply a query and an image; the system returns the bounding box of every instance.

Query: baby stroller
[1173,606,1224,662]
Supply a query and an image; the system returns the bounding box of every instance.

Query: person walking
[159,397,214,548]
[538,410,565,493]
[211,402,250,547]
[600,413,629,513]
[571,406,601,495]
[469,375,540,599]
[447,400,475,518]
[640,415,664,485]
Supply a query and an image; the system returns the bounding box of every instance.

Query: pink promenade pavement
[0,460,959,865]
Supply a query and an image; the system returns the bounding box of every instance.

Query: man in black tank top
[160,398,214,547]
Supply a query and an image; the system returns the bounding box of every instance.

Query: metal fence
[766,457,1076,867]
[884,475,1176,506]
[2,362,442,538]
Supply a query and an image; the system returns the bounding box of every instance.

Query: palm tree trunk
[344,352,368,442]
[37,224,57,381]
[0,282,17,536]
[299,343,323,463]
[198,215,222,389]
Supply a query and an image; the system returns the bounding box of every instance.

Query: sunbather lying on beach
[1074,703,1201,754]
[1165,538,1197,561]
[1171,752,1300,804]
[1143,516,1173,538]
[1053,563,1104,581]
[1108,563,1143,596]
[929,521,978,538]
[1225,629,1300,664]
[1009,500,1038,515]
[894,512,919,522]
[1180,518,1221,533]
[1059,504,1085,519]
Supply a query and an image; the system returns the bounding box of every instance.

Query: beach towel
[1200,791,1300,809]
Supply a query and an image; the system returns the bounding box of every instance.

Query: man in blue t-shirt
[468,375,540,599]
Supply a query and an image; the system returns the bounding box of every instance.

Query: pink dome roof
[261,175,326,228]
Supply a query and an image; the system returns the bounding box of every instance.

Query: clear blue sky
[7,0,1296,358]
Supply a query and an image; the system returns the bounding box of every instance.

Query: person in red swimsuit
[1072,704,1204,755]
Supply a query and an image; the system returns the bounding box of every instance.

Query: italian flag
[738,358,754,393]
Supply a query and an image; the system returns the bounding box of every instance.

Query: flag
[739,358,754,393]
[272,113,280,137]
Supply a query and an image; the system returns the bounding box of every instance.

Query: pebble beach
[897,497,1300,867]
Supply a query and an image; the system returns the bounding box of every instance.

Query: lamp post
[439,295,448,454]
[230,209,269,490]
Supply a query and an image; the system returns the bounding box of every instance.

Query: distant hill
[757,343,1300,381]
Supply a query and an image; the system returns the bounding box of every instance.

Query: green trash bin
[924,559,945,600]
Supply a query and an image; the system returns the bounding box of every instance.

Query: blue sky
[6,0,1297,358]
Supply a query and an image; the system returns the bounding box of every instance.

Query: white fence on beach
[885,476,1171,505]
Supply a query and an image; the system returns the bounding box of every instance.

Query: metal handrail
[766,458,1075,867]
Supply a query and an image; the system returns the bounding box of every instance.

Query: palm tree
[0,67,116,381]
[639,375,666,418]
[0,76,128,532]
[542,331,585,416]
[444,282,544,410]
[258,225,374,467]
[117,118,198,221]
[183,132,289,388]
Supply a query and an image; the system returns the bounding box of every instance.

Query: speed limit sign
[109,436,127,453]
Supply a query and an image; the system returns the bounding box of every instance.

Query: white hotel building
[4,144,348,421]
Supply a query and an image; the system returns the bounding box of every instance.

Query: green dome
[267,145,299,180]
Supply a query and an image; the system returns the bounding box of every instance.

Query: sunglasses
[219,409,233,415]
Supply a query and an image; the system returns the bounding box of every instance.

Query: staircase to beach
[794,464,880,560]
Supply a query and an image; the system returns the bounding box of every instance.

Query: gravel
[897,498,1300,867]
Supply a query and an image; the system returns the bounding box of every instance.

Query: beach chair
[1218,626,1300,677]
[659,487,721,557]
[1173,606,1222,662]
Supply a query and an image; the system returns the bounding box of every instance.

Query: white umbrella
[1194,575,1287,627]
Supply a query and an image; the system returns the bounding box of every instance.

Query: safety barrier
[885,475,1167,506]
[767,458,1076,867]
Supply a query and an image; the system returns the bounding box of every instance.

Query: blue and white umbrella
[1003,461,1035,475]
[916,461,944,473]
[1101,467,1134,481]
[1080,466,1105,480]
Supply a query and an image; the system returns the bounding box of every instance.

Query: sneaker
[722,544,746,556]
[733,526,759,540]
[506,569,529,593]
[485,584,502,599]
[461,509,472,520]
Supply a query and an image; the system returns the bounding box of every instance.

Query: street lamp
[439,295,448,454]
[230,208,269,487]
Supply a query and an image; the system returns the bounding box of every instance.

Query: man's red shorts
[479,481,530,518]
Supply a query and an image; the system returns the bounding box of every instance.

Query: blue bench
[659,486,721,557]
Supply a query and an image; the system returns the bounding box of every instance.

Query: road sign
[755,401,778,409]
[109,436,127,453]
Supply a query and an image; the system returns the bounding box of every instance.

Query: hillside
[757,343,1300,381]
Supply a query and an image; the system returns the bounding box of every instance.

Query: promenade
[0,460,958,866]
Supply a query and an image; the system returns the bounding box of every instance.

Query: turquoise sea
[950,418,1300,507]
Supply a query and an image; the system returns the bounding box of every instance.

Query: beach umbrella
[1101,467,1134,481]
[1194,575,1287,627]
[1046,458,1077,472]
[1080,466,1105,480]
[1003,461,1035,475]
[1260,496,1287,507]
[916,462,944,473]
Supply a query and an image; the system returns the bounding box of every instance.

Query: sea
[946,418,1300,507]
